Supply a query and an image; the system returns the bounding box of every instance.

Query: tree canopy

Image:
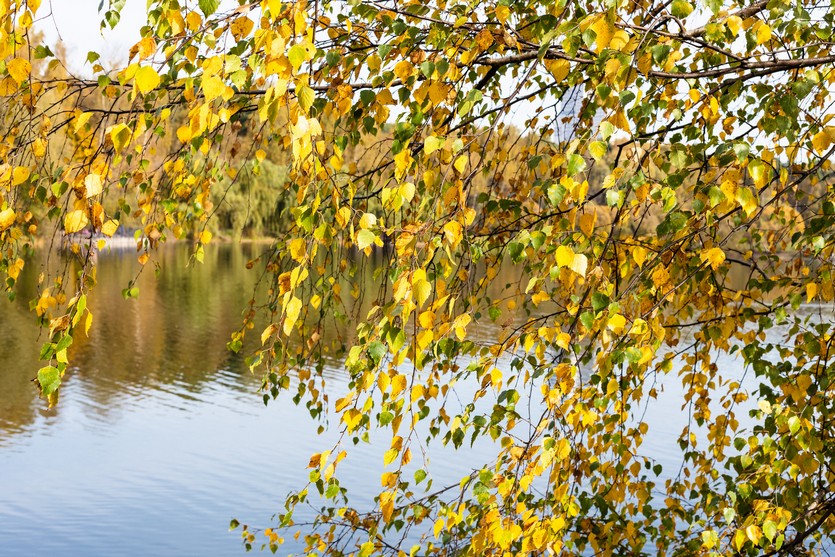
[2,0,835,554]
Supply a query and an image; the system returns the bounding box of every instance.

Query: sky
[37,0,146,73]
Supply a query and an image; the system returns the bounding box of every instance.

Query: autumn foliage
[2,0,835,554]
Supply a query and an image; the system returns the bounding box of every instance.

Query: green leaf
[297,85,315,113]
[567,153,586,175]
[37,366,61,396]
[670,0,694,18]
[288,45,307,71]
[356,229,376,250]
[198,0,220,17]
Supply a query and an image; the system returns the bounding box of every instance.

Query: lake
[0,243,825,555]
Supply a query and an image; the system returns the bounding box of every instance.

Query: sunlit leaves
[198,0,219,17]
[134,66,159,95]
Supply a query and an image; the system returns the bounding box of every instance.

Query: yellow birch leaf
[359,212,377,229]
[570,253,588,277]
[812,130,832,154]
[7,58,31,84]
[589,141,608,160]
[101,219,119,237]
[590,17,614,52]
[443,221,463,248]
[755,23,771,45]
[556,245,575,268]
[289,238,306,261]
[579,211,597,236]
[545,59,570,81]
[380,491,394,523]
[202,75,225,102]
[135,66,160,95]
[110,124,132,152]
[84,173,103,198]
[453,154,468,174]
[32,138,46,158]
[607,314,626,333]
[230,16,254,39]
[390,374,407,396]
[283,295,302,336]
[807,282,817,302]
[12,166,30,186]
[74,112,93,133]
[424,135,445,155]
[699,247,725,270]
[383,448,398,466]
[726,15,742,36]
[0,208,15,231]
[632,246,648,267]
[652,265,670,288]
[135,36,156,60]
[64,209,89,233]
[495,5,510,23]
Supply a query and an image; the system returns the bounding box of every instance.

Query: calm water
[0,244,827,555]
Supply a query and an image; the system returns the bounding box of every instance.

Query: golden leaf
[64,209,89,233]
[135,66,160,95]
[700,247,725,270]
[0,207,15,231]
[7,58,31,84]
[283,295,302,336]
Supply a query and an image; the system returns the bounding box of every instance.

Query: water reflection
[1,243,832,555]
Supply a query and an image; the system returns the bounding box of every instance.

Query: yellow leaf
[590,17,614,52]
[0,76,16,96]
[412,269,432,307]
[380,491,394,523]
[202,75,226,102]
[555,245,575,268]
[570,253,588,277]
[579,211,597,237]
[699,247,725,270]
[64,209,89,233]
[74,112,93,133]
[812,130,832,154]
[0,207,15,231]
[424,135,445,155]
[109,124,132,152]
[390,374,407,396]
[545,59,570,81]
[200,230,213,244]
[288,238,306,262]
[84,173,103,198]
[453,154,468,174]
[32,138,46,158]
[443,221,463,248]
[230,16,254,39]
[135,66,160,95]
[134,36,157,60]
[755,22,771,45]
[495,5,510,23]
[12,166,30,186]
[589,141,608,160]
[283,295,302,336]
[393,60,414,81]
[359,212,377,229]
[726,15,742,36]
[652,265,670,288]
[383,448,398,466]
[807,282,817,303]
[7,58,31,84]
[608,314,626,333]
[101,219,119,237]
[632,246,647,267]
